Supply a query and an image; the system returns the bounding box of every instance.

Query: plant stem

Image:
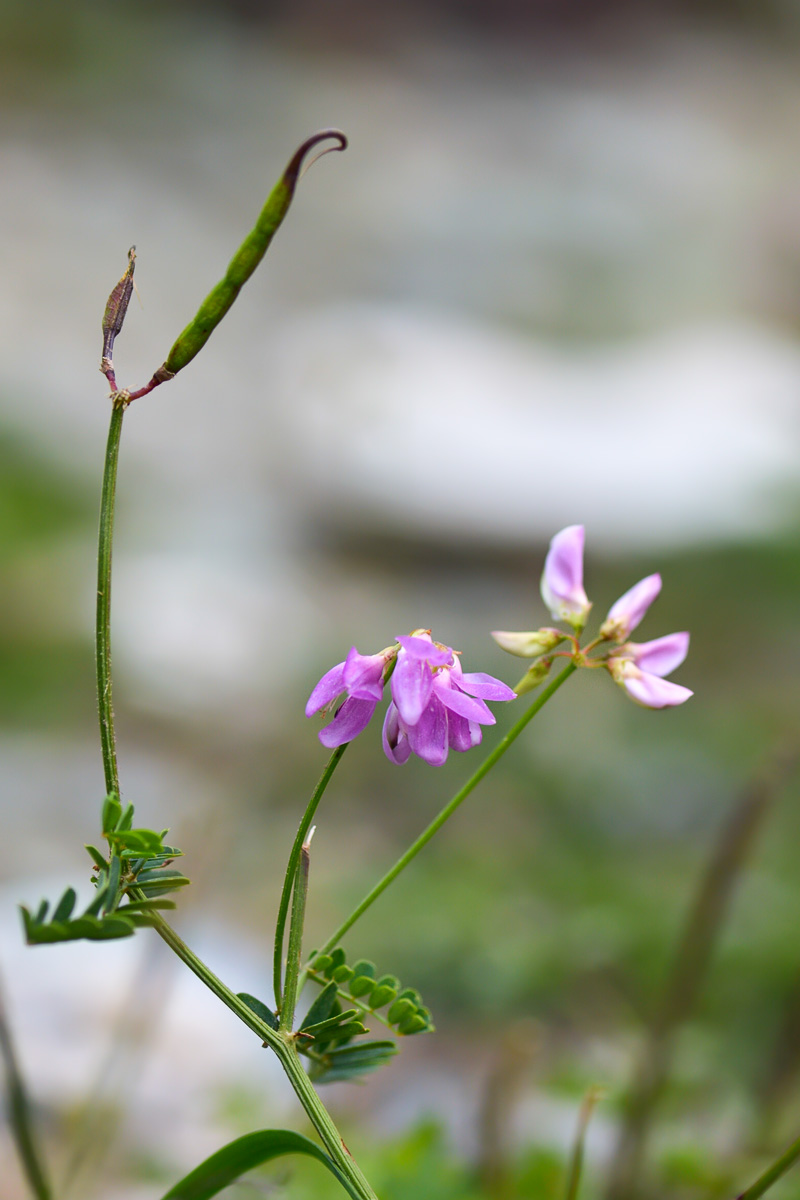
[146,910,378,1198]
[96,400,125,797]
[0,979,53,1200]
[309,662,576,966]
[280,843,311,1033]
[737,1134,800,1200]
[274,745,347,1011]
[564,1088,602,1200]
[94,403,378,1200]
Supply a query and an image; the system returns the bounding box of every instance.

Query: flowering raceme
[493,525,692,709]
[307,631,516,765]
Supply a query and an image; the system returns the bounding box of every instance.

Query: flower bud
[514,657,553,696]
[540,525,592,631]
[601,574,661,642]
[491,628,566,658]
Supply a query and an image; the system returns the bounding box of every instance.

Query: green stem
[280,843,311,1033]
[564,1088,602,1200]
[146,910,378,1199]
[274,745,347,1011]
[310,662,577,965]
[0,981,53,1200]
[96,400,125,797]
[737,1135,800,1200]
[94,403,377,1200]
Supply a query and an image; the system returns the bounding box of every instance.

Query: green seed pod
[162,130,347,377]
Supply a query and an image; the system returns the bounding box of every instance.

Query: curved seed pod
[162,130,347,377]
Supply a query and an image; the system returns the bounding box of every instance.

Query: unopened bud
[491,628,566,658]
[514,657,553,695]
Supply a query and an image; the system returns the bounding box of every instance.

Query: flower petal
[391,651,435,726]
[305,661,346,717]
[458,671,517,702]
[630,632,689,678]
[395,634,452,666]
[448,713,483,753]
[605,574,661,639]
[342,647,386,701]
[318,696,379,747]
[435,679,495,724]
[382,702,411,765]
[406,698,449,766]
[621,670,693,709]
[541,525,591,624]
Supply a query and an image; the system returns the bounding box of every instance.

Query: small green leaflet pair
[239,947,434,1085]
[20,794,189,945]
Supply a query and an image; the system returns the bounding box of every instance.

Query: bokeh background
[1,1,799,1197]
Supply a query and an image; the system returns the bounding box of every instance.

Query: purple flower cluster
[493,524,692,710]
[306,631,516,766]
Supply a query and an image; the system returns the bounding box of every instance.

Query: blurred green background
[1,1,799,1197]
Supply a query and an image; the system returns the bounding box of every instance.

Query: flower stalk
[280,835,312,1033]
[308,660,577,967]
[273,744,347,1012]
[96,398,126,797]
[94,401,377,1200]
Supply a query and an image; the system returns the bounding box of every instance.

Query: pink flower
[601,574,662,642]
[608,633,693,709]
[307,632,516,761]
[540,525,592,630]
[305,646,389,748]
[382,633,516,767]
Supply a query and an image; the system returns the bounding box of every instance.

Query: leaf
[102,856,121,913]
[236,993,279,1032]
[52,887,77,922]
[112,828,166,853]
[101,793,122,832]
[20,906,136,944]
[349,975,376,999]
[133,871,191,897]
[300,980,340,1031]
[120,898,177,913]
[300,1010,363,1040]
[310,1040,398,1084]
[116,803,134,832]
[157,1128,361,1200]
[85,844,107,870]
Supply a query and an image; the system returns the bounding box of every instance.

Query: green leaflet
[299,949,433,1084]
[19,798,188,946]
[158,1128,361,1200]
[307,950,434,1037]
